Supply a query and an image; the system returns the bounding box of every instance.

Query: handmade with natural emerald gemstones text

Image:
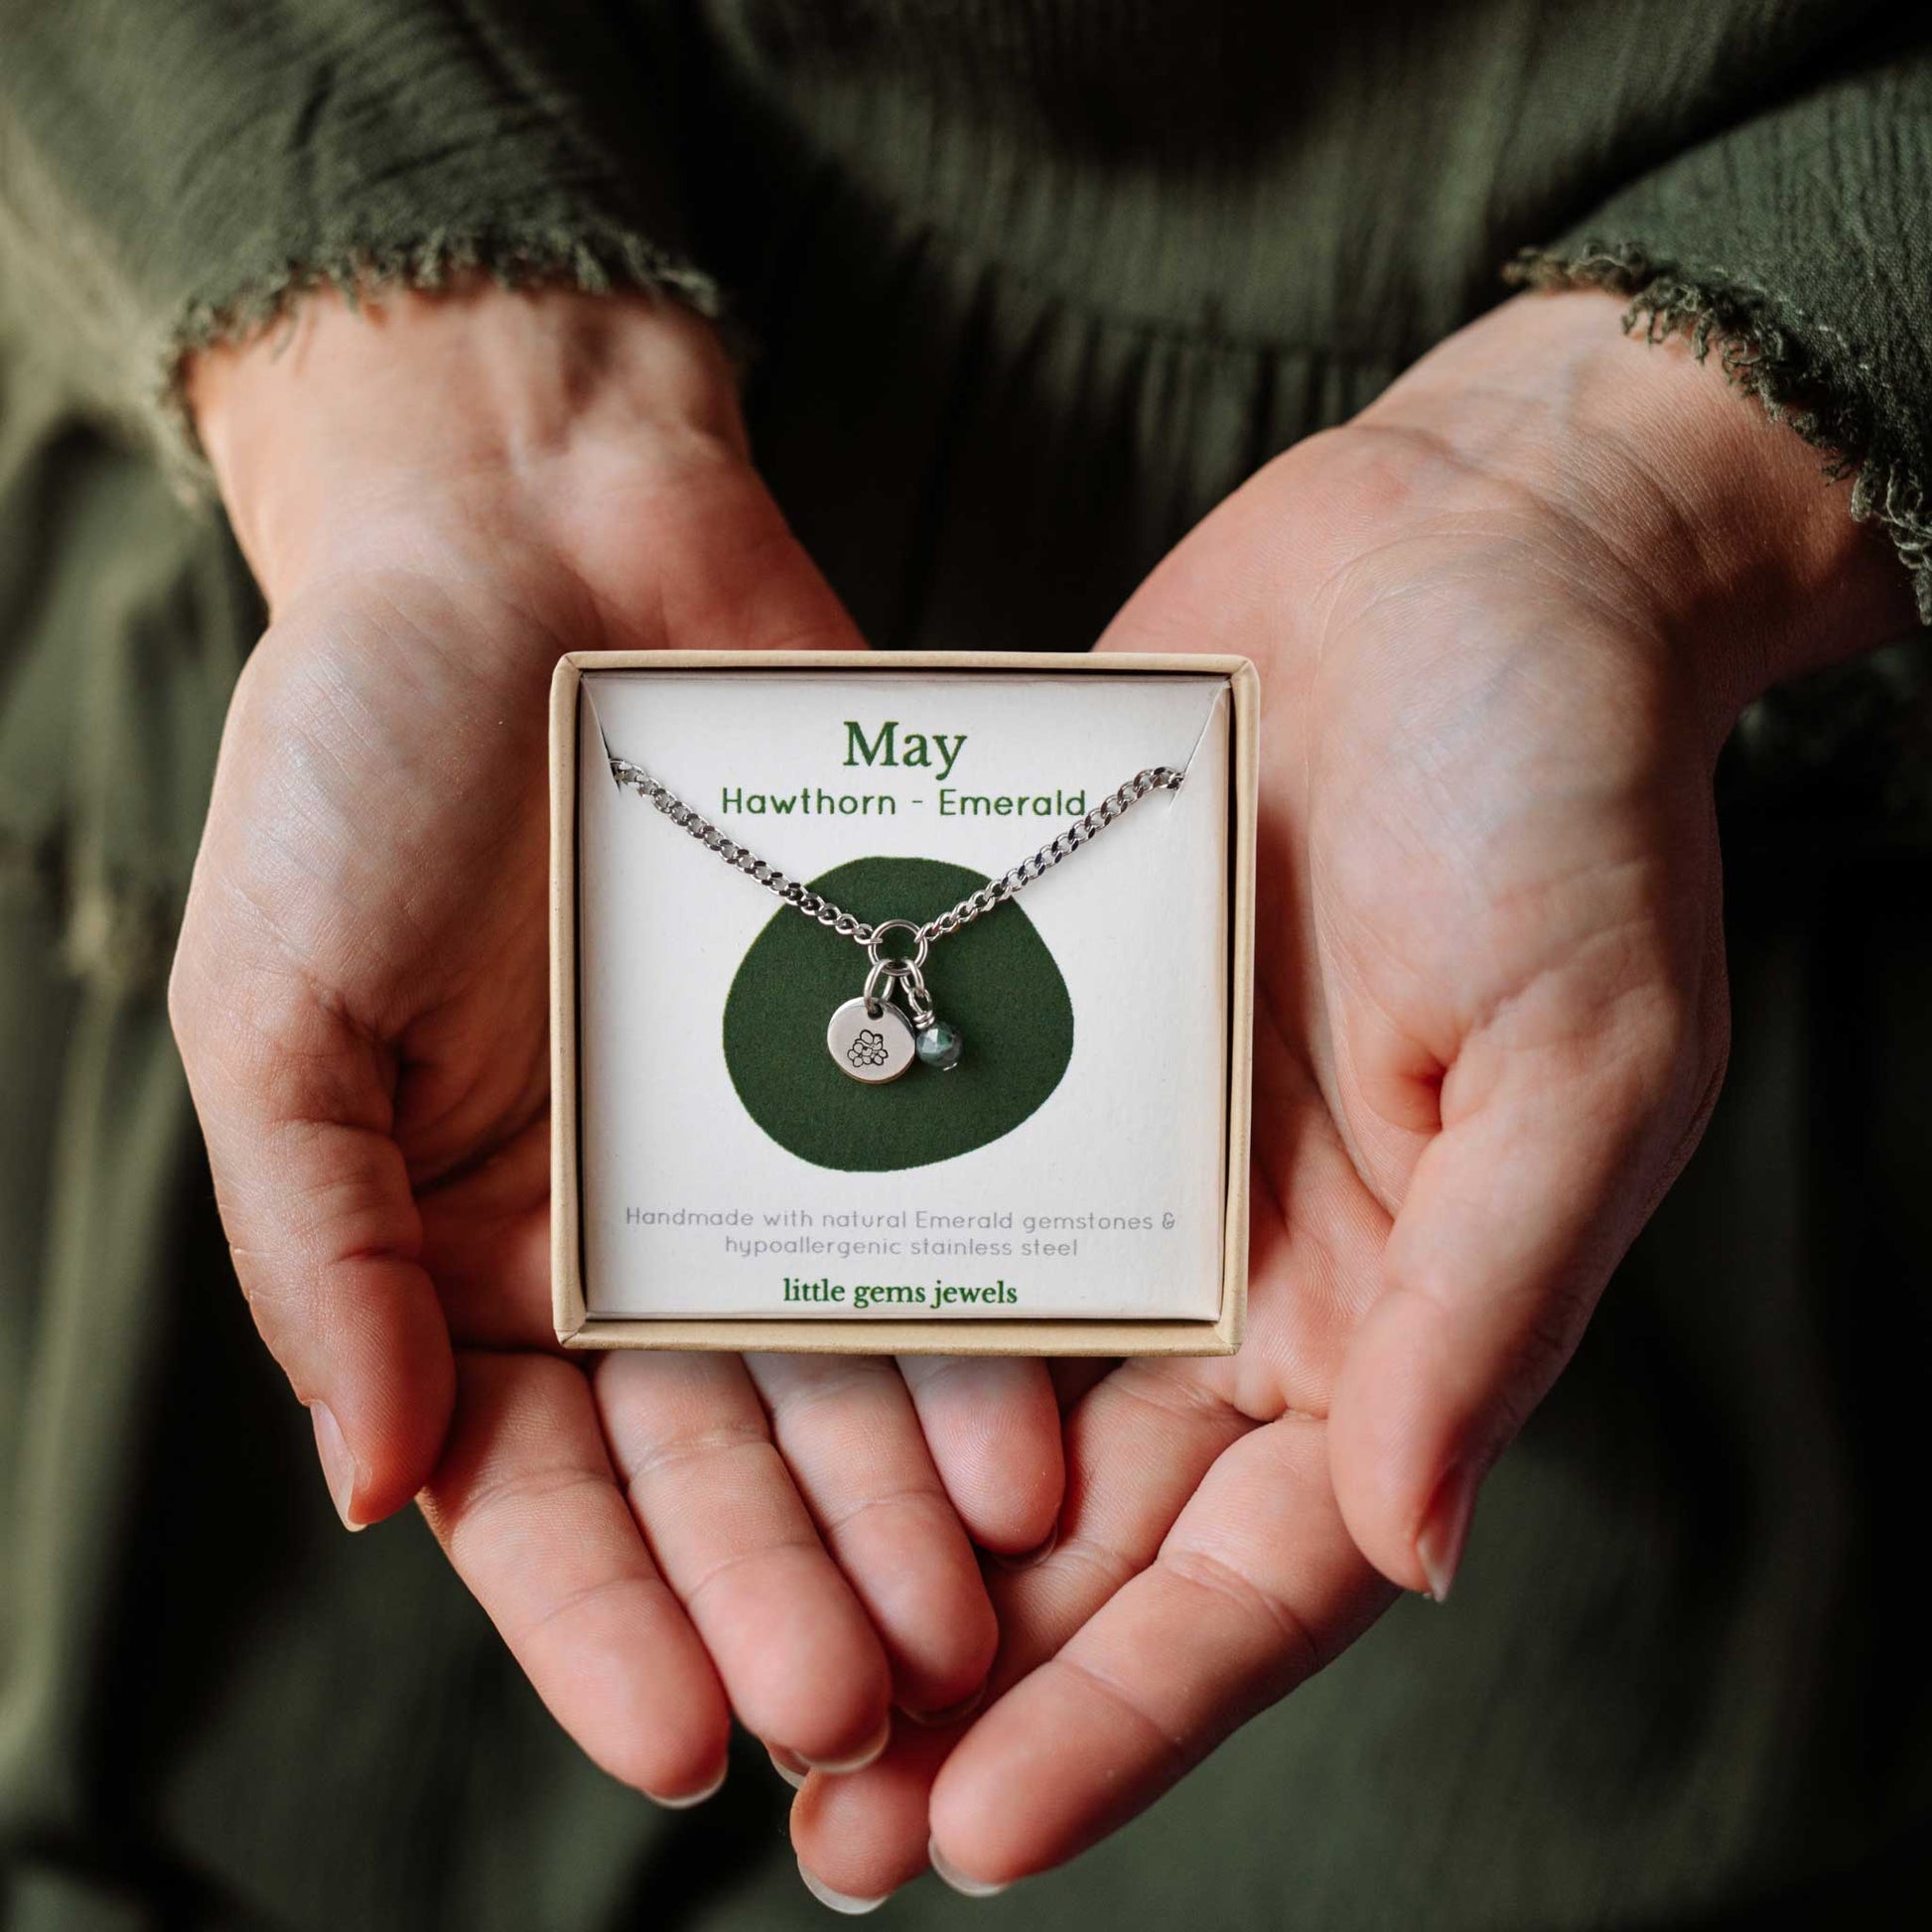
[608,753,1184,1084]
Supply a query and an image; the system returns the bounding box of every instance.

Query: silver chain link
[607,756,1184,953]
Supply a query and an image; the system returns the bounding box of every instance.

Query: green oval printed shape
[724,857,1073,1173]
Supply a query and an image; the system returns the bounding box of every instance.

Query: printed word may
[844,720,968,779]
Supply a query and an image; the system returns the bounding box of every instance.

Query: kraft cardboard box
[551,650,1258,1355]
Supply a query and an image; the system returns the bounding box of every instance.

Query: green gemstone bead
[915,1019,963,1071]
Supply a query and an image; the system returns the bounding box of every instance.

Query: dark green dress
[3,4,1930,1926]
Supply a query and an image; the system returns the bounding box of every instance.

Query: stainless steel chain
[606,755,1184,955]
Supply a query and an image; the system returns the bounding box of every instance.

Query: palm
[791,418,1730,1892]
[219,569,553,1310]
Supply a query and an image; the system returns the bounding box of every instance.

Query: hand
[170,284,1063,1803]
[788,289,1915,1898]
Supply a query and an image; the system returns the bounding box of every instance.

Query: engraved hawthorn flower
[847,1028,891,1069]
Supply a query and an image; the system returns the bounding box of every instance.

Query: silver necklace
[609,755,1184,1084]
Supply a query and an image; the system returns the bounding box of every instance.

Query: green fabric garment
[1514,43,1932,623]
[3,3,1931,1927]
[0,0,717,471]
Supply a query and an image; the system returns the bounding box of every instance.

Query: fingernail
[902,1681,987,1727]
[1417,1460,1479,1603]
[768,1745,808,1790]
[802,1716,891,1775]
[989,1522,1058,1573]
[651,1762,727,1810]
[929,1837,1010,1898]
[308,1403,365,1531]
[796,1858,889,1915]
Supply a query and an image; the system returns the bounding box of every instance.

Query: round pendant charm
[827,997,916,1084]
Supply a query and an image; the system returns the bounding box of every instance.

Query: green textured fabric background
[723,858,1072,1172]
[3,3,1932,1928]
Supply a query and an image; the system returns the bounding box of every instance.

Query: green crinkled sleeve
[0,0,721,479]
[1508,46,1932,626]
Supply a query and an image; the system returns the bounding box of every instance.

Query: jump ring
[866,916,929,972]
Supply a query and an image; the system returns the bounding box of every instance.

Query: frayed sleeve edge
[1507,242,1931,626]
[155,220,729,498]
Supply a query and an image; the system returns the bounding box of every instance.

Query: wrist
[188,280,747,611]
[1358,290,1915,747]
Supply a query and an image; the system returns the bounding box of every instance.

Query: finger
[170,948,454,1526]
[791,1724,958,1906]
[1328,959,1725,1600]
[746,1354,998,1717]
[790,1360,1251,1901]
[596,1351,894,1768]
[991,1362,1257,1649]
[418,1350,731,1803]
[927,1418,1388,1887]
[895,1356,1065,1555]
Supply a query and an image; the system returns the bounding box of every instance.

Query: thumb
[170,945,455,1529]
[1325,973,1725,1600]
